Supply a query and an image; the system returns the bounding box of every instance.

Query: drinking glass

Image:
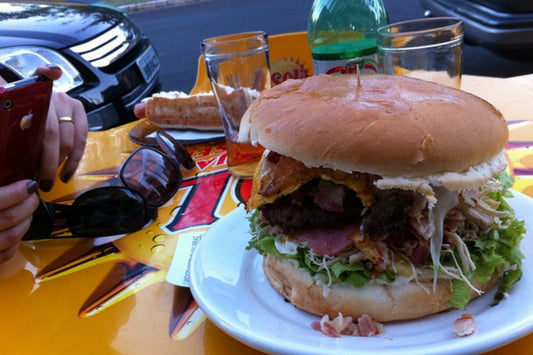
[377,17,464,88]
[201,31,270,178]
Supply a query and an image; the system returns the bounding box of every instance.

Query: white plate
[151,129,224,145]
[190,192,533,355]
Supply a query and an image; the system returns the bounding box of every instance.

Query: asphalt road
[129,0,533,92]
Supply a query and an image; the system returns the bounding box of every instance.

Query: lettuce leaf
[447,172,525,309]
[448,279,472,309]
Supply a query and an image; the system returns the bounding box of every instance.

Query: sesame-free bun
[263,255,500,322]
[239,74,508,180]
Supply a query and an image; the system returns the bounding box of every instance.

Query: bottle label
[313,54,379,75]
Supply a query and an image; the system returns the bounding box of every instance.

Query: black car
[0,1,161,130]
[421,0,533,55]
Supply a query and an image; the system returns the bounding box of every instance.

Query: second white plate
[190,192,533,355]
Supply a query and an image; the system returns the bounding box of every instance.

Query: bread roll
[144,91,222,130]
[264,256,500,322]
[239,74,508,179]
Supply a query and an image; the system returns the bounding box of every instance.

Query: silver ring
[58,116,74,124]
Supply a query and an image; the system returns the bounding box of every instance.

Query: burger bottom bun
[263,256,500,323]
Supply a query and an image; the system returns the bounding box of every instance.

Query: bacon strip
[293,224,358,256]
[313,180,345,212]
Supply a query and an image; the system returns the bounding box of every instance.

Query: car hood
[0,2,125,49]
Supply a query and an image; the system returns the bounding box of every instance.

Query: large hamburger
[238,74,525,322]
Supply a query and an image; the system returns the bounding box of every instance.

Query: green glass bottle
[308,0,389,75]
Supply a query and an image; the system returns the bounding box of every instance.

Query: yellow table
[0,32,532,354]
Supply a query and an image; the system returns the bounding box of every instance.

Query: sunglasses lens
[120,148,182,207]
[23,200,54,240]
[156,130,196,170]
[69,187,149,237]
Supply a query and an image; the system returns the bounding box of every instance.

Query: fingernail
[40,180,53,192]
[46,64,61,71]
[26,181,39,194]
[60,172,72,183]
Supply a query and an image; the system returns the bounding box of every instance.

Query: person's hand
[0,180,39,263]
[32,65,89,192]
[134,101,147,118]
[0,64,88,263]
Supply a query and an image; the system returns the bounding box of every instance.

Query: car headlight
[0,46,83,92]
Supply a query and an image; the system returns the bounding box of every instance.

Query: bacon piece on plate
[452,313,476,336]
[356,314,384,337]
[312,313,384,337]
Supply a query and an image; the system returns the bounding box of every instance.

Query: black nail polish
[60,172,72,183]
[40,180,53,192]
[26,181,39,194]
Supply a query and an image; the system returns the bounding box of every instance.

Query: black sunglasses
[23,130,195,240]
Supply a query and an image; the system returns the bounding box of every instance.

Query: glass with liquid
[201,31,270,178]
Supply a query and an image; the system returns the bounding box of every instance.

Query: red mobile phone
[0,75,53,186]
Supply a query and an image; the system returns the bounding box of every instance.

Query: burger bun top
[239,74,508,182]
